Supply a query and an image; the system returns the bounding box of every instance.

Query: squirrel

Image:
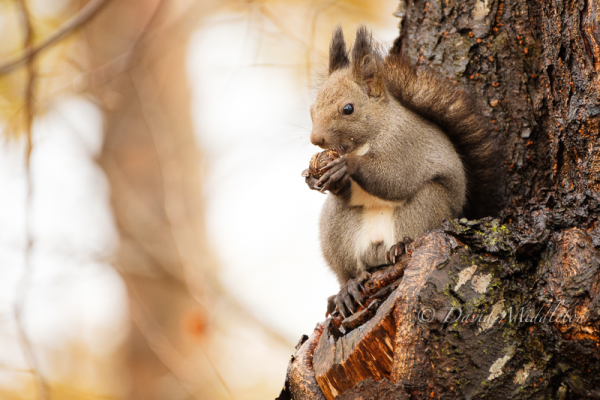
[302,26,502,317]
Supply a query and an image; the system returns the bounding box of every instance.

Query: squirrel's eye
[342,104,354,115]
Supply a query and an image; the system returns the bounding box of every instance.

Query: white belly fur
[350,181,399,269]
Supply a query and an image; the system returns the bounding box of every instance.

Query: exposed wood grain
[288,322,328,400]
[310,232,456,399]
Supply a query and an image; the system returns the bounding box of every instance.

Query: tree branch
[0,0,113,75]
[13,1,48,399]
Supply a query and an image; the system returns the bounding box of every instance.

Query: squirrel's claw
[316,157,350,193]
[333,271,370,318]
[304,172,325,192]
[323,155,345,169]
[326,295,337,316]
[386,237,413,264]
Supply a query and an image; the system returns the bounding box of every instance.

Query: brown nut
[308,149,341,178]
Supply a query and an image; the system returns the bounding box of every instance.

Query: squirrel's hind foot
[327,270,371,318]
[386,237,413,265]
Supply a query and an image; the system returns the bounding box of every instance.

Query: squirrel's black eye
[342,104,354,115]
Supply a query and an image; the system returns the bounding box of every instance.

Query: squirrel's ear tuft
[352,26,384,98]
[329,26,350,74]
[352,25,372,65]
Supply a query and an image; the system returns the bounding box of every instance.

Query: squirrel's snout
[310,130,326,148]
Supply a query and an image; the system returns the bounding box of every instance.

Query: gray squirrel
[302,26,501,317]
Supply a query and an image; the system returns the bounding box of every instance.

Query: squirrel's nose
[310,130,325,147]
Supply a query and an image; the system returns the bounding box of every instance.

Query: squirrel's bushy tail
[383,51,503,219]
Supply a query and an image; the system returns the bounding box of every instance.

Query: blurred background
[0,0,400,398]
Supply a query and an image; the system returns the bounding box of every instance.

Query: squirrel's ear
[358,55,384,98]
[329,26,350,74]
[352,26,384,98]
[352,25,372,66]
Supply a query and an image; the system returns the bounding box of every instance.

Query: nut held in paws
[308,149,341,178]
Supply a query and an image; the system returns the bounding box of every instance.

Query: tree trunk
[280,0,600,398]
[87,2,219,398]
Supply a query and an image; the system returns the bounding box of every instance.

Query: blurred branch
[104,160,294,350]
[0,362,34,374]
[129,305,199,399]
[94,0,295,353]
[129,64,295,350]
[129,283,237,400]
[35,0,204,104]
[258,4,311,50]
[306,0,338,85]
[197,342,236,400]
[13,1,48,399]
[19,0,299,356]
[0,0,113,76]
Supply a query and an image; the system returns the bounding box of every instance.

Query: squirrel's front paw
[314,156,351,193]
[327,270,370,318]
[302,168,325,193]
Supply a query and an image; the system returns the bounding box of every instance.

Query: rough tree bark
[279,0,600,399]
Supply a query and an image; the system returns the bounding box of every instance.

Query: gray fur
[318,100,465,284]
[307,26,475,290]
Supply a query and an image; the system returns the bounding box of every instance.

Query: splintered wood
[307,233,455,400]
[282,323,327,400]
